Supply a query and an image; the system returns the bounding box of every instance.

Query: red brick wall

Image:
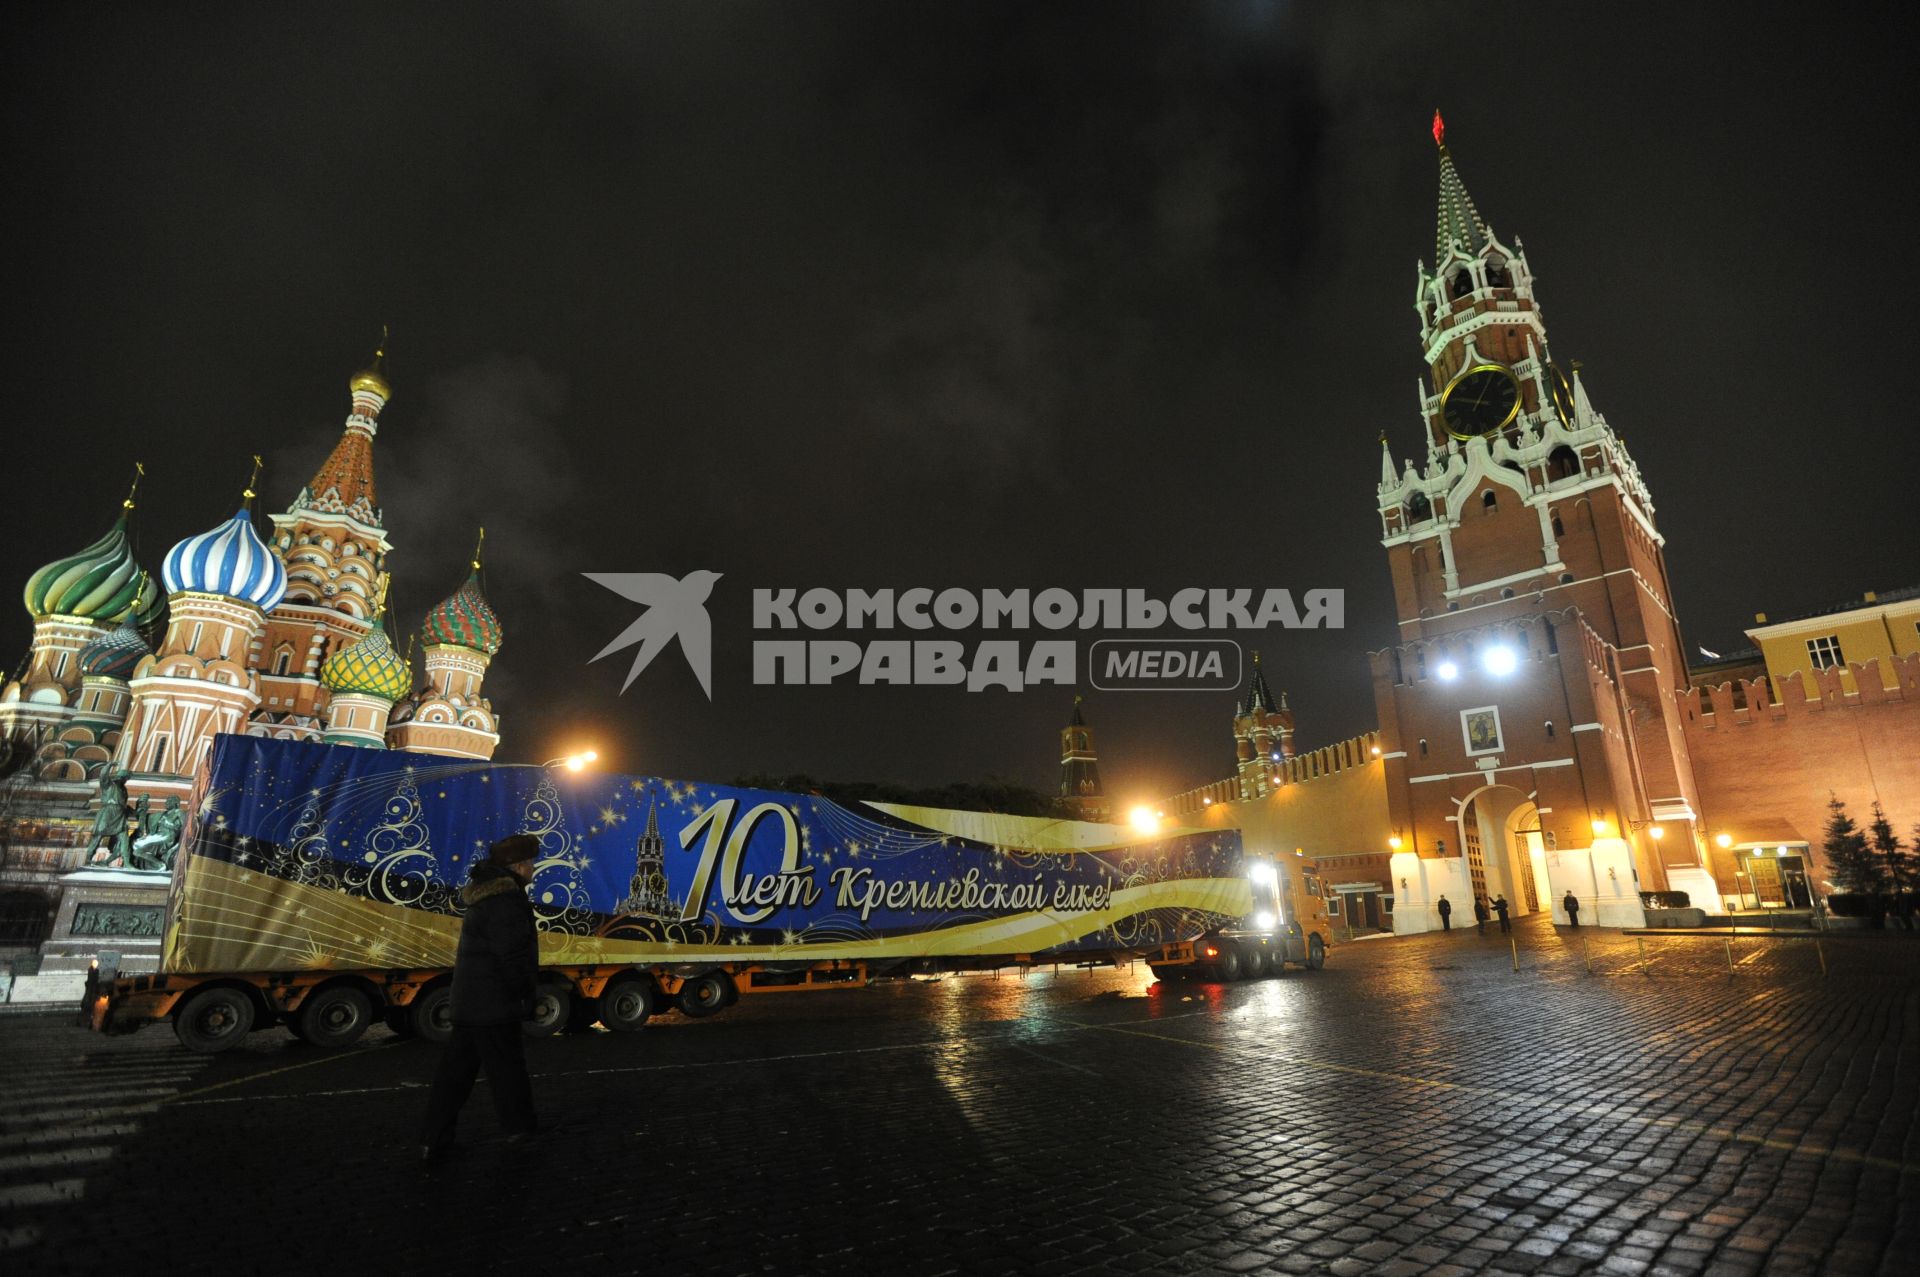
[1684,654,1920,887]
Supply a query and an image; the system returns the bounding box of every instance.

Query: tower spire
[1432,111,1489,265]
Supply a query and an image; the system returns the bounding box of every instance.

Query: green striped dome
[23,516,144,620]
[422,572,503,655]
[321,619,412,702]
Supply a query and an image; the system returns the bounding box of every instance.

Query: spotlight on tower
[1128,806,1161,835]
[545,749,599,772]
[1482,645,1518,676]
[1435,660,1460,681]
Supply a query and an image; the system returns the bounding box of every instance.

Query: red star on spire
[1432,109,1446,148]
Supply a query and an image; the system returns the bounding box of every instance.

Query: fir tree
[1820,795,1883,894]
[1866,803,1913,895]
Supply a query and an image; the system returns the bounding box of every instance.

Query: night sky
[4,3,1915,808]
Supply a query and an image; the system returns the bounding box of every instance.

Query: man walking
[1494,895,1511,933]
[1437,894,1453,931]
[420,834,543,1160]
[1473,897,1489,935]
[1563,890,1582,929]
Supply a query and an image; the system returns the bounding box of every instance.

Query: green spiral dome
[23,515,145,620]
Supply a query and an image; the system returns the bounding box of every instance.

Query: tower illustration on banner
[1371,112,1689,929]
[619,798,674,918]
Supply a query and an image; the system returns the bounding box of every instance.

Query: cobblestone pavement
[3,917,1915,1276]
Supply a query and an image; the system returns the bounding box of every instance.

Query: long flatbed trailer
[84,737,1331,1051]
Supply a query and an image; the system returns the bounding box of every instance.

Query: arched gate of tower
[1458,786,1548,916]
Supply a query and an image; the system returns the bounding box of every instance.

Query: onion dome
[162,510,288,610]
[77,619,149,681]
[422,572,503,655]
[349,331,391,401]
[321,619,411,702]
[23,516,144,620]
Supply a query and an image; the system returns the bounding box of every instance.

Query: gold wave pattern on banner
[164,857,1253,973]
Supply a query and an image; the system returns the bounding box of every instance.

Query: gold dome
[350,327,391,400]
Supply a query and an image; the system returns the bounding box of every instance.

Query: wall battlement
[1168,730,1382,816]
[1684,652,1920,728]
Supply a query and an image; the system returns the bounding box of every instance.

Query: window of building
[1326,894,1343,918]
[148,734,170,770]
[1545,720,1556,739]
[1418,738,1429,758]
[1551,513,1565,537]
[1806,635,1846,670]
[1482,490,1498,512]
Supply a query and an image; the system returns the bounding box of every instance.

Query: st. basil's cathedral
[0,347,508,950]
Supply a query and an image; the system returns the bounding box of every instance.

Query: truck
[84,736,1332,1052]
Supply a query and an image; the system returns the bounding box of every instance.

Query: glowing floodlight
[1436,660,1460,681]
[1129,806,1161,835]
[1482,645,1518,676]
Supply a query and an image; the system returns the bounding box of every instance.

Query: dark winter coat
[449,865,538,1026]
[1437,898,1452,917]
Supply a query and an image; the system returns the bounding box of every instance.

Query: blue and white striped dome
[162,510,287,611]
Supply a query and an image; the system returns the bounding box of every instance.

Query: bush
[1825,893,1876,918]
[1639,890,1690,909]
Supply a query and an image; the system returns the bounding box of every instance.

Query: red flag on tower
[1432,109,1445,147]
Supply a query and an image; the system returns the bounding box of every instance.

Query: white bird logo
[585,570,723,699]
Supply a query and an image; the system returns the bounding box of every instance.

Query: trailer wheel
[523,984,571,1037]
[1241,946,1268,980]
[1211,946,1242,983]
[174,986,256,1054]
[383,1008,417,1039]
[1148,965,1183,984]
[1305,935,1326,970]
[409,986,454,1043]
[676,972,732,1018]
[600,976,656,1032]
[295,985,374,1050]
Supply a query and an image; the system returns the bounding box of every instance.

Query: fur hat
[487,834,540,865]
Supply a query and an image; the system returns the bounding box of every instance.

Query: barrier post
[1724,936,1734,974]
[1816,938,1827,977]
[1510,934,1520,972]
[1583,934,1592,974]
[1637,936,1647,974]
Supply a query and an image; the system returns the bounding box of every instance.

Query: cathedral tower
[115,462,288,799]
[1372,115,1698,928]
[320,578,411,748]
[0,471,152,749]
[256,340,395,741]
[386,532,503,759]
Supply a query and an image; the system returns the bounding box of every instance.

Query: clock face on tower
[1441,362,1522,440]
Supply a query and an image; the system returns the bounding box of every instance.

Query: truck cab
[1148,853,1333,982]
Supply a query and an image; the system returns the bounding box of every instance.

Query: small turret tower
[1058,696,1108,821]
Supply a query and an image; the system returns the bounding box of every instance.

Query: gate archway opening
[1457,785,1547,916]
